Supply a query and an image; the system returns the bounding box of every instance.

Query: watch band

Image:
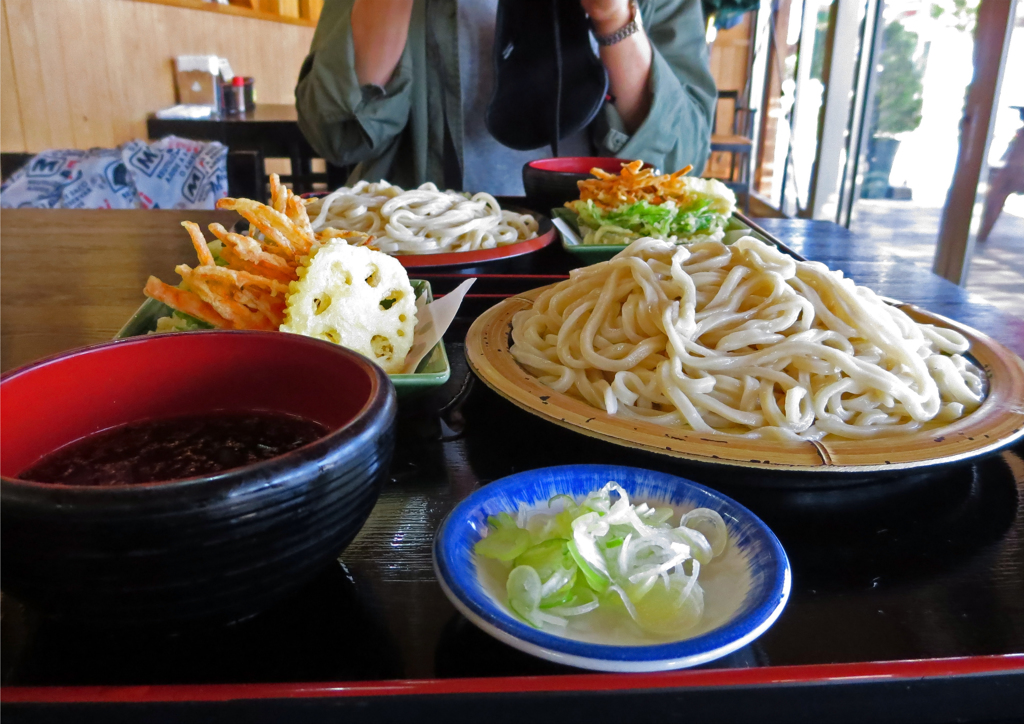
[593,1,642,47]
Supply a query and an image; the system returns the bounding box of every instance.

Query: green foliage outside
[873,21,925,136]
[929,0,979,33]
[809,7,832,81]
[701,0,760,29]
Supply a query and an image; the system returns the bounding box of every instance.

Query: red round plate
[300,193,556,269]
[396,209,555,268]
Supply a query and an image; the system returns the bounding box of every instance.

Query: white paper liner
[402,278,476,373]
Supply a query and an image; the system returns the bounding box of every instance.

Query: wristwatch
[593,0,643,47]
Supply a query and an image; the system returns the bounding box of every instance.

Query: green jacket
[296,0,716,187]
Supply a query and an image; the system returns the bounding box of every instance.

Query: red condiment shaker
[228,75,246,116]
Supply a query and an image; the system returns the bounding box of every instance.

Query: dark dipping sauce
[18,411,329,486]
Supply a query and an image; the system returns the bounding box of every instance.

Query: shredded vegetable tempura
[565,161,737,246]
[144,174,371,330]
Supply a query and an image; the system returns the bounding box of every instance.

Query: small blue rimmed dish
[433,464,791,672]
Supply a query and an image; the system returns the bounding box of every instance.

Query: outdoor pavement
[850,199,1024,320]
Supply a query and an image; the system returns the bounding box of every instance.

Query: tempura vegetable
[281,242,417,373]
[565,160,736,245]
[144,175,372,332]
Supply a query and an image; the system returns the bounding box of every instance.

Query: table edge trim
[2,654,1022,704]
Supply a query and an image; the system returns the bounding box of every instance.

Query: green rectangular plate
[116,280,450,398]
[553,208,774,265]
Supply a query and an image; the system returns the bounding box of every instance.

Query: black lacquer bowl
[0,331,397,627]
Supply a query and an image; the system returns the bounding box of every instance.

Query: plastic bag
[0,136,228,210]
[122,136,228,210]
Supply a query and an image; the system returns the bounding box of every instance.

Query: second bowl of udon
[300,185,557,269]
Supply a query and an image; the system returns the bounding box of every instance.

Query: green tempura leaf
[170,310,214,330]
[572,199,729,241]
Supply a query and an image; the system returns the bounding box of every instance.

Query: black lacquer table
[1,212,1022,723]
[146,104,349,197]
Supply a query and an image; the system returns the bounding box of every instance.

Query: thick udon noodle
[510,237,986,441]
[305,181,538,254]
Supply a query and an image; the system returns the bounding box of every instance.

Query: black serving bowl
[0,331,397,627]
[522,157,644,212]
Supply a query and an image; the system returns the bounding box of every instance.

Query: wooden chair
[708,90,756,213]
[978,106,1024,243]
[0,153,33,183]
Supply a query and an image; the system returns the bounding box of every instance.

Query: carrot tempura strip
[208,223,295,274]
[622,160,644,176]
[144,276,230,328]
[269,173,288,214]
[189,264,291,297]
[178,267,268,330]
[218,246,295,284]
[285,195,316,253]
[181,221,215,266]
[316,228,374,245]
[576,160,697,208]
[216,198,300,257]
[234,286,286,327]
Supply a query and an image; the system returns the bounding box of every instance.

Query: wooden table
[4,211,1023,374]
[147,104,349,196]
[2,209,1023,723]
[148,104,306,158]
[1,210,237,373]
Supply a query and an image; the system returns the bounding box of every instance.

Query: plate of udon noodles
[466,235,1024,474]
[302,181,556,267]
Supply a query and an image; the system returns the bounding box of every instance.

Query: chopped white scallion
[475,482,729,635]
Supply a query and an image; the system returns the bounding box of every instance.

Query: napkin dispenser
[174,55,230,113]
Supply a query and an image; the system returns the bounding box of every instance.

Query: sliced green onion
[480,483,728,636]
[515,539,573,580]
[680,508,728,558]
[548,494,577,510]
[567,539,610,593]
[507,565,542,625]
[475,512,532,561]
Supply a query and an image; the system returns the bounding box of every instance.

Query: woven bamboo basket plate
[465,285,1024,474]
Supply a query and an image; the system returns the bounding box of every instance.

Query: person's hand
[579,0,651,134]
[580,0,633,37]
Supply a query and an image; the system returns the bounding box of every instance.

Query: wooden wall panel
[0,0,314,153]
[299,0,323,24]
[260,0,299,18]
[60,0,118,149]
[0,0,25,151]
[707,15,754,179]
[3,0,754,162]
[4,0,44,150]
[709,15,753,99]
[7,0,75,151]
[99,1,144,145]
